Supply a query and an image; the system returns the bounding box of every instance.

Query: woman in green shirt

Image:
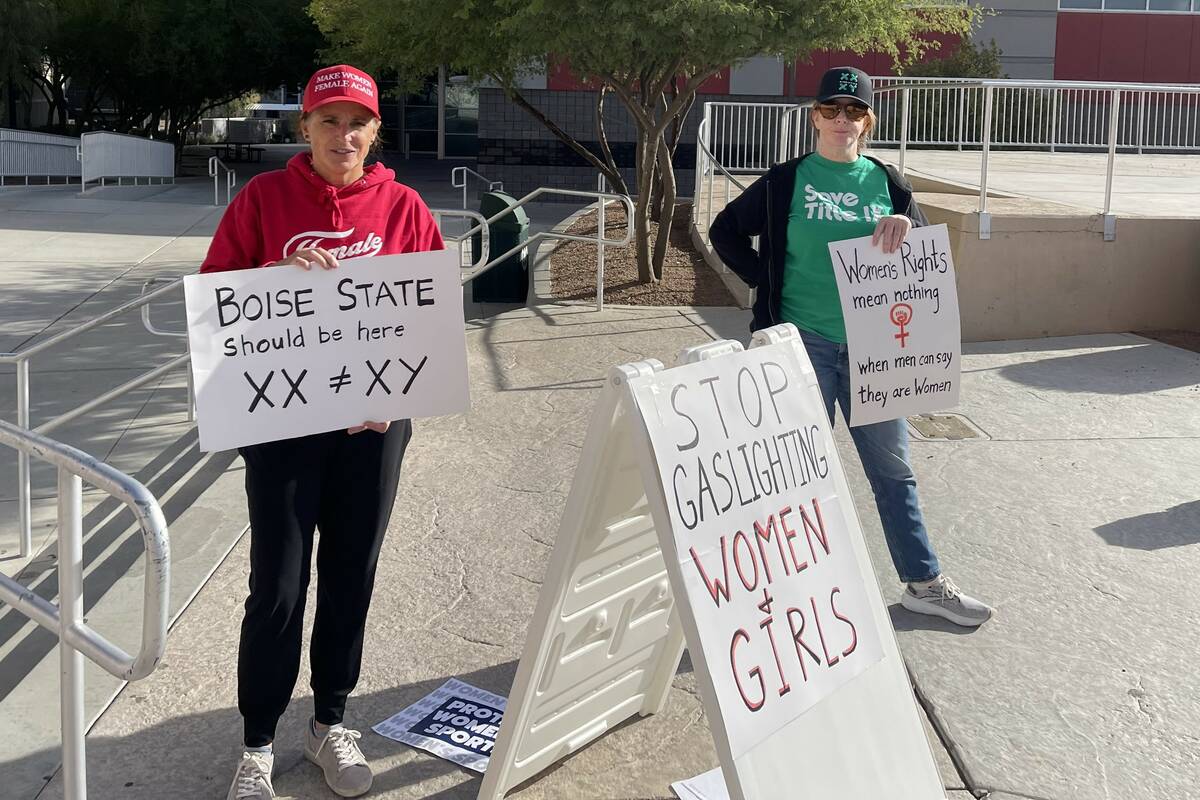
[710,67,993,627]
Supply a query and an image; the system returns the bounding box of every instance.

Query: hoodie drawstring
[320,184,345,230]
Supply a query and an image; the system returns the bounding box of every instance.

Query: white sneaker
[304,721,373,798]
[901,574,994,627]
[227,750,275,800]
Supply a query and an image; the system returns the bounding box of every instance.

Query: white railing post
[899,87,911,175]
[1137,91,1146,154]
[1103,89,1121,242]
[978,86,994,240]
[1050,89,1060,153]
[58,467,86,800]
[956,88,965,152]
[17,359,31,557]
[596,173,606,312]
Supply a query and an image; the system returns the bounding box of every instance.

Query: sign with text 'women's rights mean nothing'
[184,249,469,451]
[829,224,961,427]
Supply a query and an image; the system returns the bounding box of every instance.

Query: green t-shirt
[781,154,894,343]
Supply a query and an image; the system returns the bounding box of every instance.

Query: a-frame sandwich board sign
[480,323,945,800]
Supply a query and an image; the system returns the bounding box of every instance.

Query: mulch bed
[548,202,737,306]
[1134,330,1200,353]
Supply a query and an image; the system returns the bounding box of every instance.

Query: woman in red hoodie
[202,65,443,800]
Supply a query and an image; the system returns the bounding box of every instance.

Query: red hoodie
[201,153,443,273]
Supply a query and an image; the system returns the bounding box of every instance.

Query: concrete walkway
[2,151,1199,800]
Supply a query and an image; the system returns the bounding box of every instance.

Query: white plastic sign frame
[481,324,944,800]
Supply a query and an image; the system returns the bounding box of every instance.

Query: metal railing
[1,281,191,558]
[696,78,1200,243]
[0,128,82,183]
[209,156,236,205]
[0,418,169,800]
[80,131,174,190]
[450,165,503,209]
[453,187,635,312]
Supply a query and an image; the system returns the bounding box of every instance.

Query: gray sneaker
[901,574,994,627]
[227,751,275,800]
[305,721,373,798]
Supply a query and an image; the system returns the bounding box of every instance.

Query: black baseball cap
[816,67,873,109]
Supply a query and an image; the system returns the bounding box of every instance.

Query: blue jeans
[799,330,941,583]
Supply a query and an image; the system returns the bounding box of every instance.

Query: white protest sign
[481,327,944,800]
[627,341,885,761]
[374,679,506,773]
[184,249,469,451]
[829,223,961,427]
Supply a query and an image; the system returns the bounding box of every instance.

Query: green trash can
[472,191,530,303]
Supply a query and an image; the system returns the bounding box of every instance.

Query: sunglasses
[815,102,870,122]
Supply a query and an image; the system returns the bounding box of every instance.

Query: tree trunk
[504,81,625,192]
[651,134,677,281]
[594,85,628,194]
[633,125,657,283]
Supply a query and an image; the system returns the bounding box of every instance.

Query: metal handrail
[209,156,235,206]
[1,281,190,558]
[430,208,491,270]
[696,77,1200,245]
[0,418,169,800]
[450,165,503,209]
[458,187,635,312]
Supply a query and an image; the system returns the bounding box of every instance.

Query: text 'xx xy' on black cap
[817,67,873,109]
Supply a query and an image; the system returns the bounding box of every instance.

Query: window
[1060,0,1197,9]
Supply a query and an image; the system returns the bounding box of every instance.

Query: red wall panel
[1055,14,1103,80]
[1099,14,1149,81]
[1191,16,1200,82]
[1057,12,1200,82]
[1144,16,1193,82]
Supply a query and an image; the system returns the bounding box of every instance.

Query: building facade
[461,1,1200,196]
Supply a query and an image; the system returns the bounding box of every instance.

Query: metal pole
[1137,91,1146,154]
[1050,90,1059,153]
[437,65,446,161]
[899,87,911,175]
[596,197,606,313]
[17,359,31,557]
[1103,89,1121,241]
[978,86,994,240]
[59,468,87,800]
[956,87,965,152]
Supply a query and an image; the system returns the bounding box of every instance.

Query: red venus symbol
[890,303,913,348]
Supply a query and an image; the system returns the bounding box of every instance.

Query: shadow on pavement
[19,660,520,799]
[997,344,1200,394]
[0,429,236,702]
[888,603,983,635]
[1093,500,1200,550]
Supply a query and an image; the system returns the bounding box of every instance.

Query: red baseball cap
[302,65,380,118]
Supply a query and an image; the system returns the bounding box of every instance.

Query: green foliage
[310,0,980,282]
[903,37,1006,79]
[311,0,979,95]
[14,0,325,141]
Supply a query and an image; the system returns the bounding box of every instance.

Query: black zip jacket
[709,153,928,333]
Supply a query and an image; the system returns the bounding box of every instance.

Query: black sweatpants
[236,421,412,747]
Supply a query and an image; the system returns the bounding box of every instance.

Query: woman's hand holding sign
[348,421,391,435]
[871,214,911,254]
[275,246,340,271]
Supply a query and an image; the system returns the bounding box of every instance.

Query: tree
[12,0,324,147]
[311,0,979,282]
[902,37,1005,80]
